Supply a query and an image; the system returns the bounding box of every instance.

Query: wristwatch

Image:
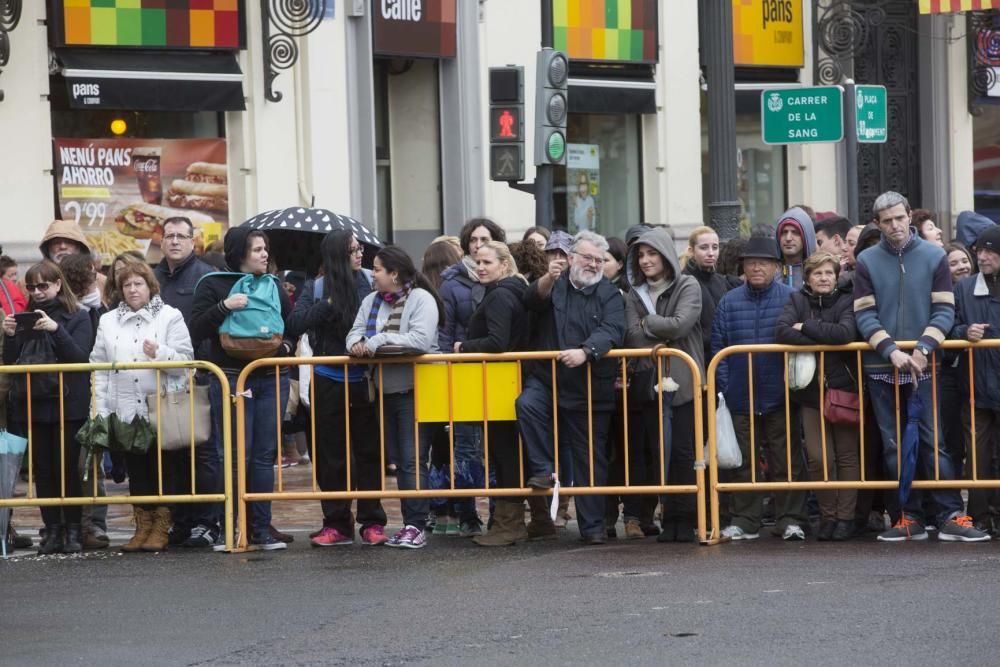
[915,343,930,356]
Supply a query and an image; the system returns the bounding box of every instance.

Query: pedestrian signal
[489,66,524,182]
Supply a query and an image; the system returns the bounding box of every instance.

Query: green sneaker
[446,521,461,536]
[432,518,450,536]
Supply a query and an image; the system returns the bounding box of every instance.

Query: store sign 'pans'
[373,0,457,59]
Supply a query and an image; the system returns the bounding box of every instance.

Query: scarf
[31,298,64,319]
[80,289,103,311]
[365,282,411,338]
[461,255,479,282]
[116,294,164,322]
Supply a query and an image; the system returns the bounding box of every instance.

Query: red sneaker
[361,524,389,546]
[310,527,353,547]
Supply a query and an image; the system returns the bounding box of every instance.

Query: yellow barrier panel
[415,362,520,422]
[233,349,706,552]
[703,339,1000,545]
[0,360,235,553]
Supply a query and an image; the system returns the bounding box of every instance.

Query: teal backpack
[210,272,285,360]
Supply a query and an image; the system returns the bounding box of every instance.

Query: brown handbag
[823,386,860,426]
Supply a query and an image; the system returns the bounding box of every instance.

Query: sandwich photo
[115,203,213,243]
[166,179,229,213]
[183,162,227,185]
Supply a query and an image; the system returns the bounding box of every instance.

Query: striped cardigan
[852,230,954,374]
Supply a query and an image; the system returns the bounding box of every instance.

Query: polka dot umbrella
[240,207,383,274]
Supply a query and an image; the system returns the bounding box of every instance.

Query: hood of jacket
[626,228,680,289]
[489,275,527,299]
[775,207,816,264]
[39,219,91,258]
[956,210,997,249]
[224,225,256,272]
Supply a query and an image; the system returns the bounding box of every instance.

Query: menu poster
[52,138,229,265]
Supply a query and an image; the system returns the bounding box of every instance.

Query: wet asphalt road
[3,528,1000,666]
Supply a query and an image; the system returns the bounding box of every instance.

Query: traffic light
[488,66,524,182]
[534,48,568,166]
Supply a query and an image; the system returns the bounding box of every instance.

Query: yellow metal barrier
[233,348,706,551]
[704,340,1000,544]
[0,360,234,552]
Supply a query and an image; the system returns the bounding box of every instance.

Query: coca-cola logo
[133,158,159,173]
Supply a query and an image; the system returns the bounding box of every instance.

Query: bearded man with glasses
[515,230,626,545]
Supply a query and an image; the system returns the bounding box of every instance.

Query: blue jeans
[382,391,430,530]
[866,378,963,525]
[211,371,288,536]
[452,423,484,524]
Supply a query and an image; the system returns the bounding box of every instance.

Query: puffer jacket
[89,297,194,421]
[460,276,530,353]
[624,228,705,406]
[684,259,741,366]
[438,257,485,351]
[952,271,1000,411]
[775,282,859,409]
[711,278,794,415]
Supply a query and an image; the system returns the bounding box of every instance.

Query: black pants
[314,375,387,535]
[125,447,182,509]
[621,402,668,522]
[488,421,522,489]
[13,420,85,526]
[662,401,697,524]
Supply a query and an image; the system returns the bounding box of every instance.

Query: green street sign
[855,84,887,144]
[761,86,844,145]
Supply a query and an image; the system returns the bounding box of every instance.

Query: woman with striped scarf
[346,246,444,549]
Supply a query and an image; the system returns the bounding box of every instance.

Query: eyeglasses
[163,233,193,242]
[350,246,364,255]
[25,282,51,292]
[573,252,606,266]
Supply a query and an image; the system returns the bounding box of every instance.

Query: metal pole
[703,0,741,240]
[843,80,860,226]
[536,1,554,228]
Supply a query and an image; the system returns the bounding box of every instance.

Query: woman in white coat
[90,262,193,552]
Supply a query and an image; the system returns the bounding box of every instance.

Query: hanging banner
[732,0,804,68]
[52,138,229,265]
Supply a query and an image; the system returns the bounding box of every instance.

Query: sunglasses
[25,282,51,292]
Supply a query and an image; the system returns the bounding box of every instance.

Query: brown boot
[526,496,557,540]
[121,508,153,553]
[141,507,172,552]
[554,496,571,528]
[474,500,528,547]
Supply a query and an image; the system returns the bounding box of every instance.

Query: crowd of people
[4,188,1000,554]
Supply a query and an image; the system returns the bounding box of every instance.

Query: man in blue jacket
[855,191,988,542]
[517,231,625,545]
[952,224,1000,534]
[712,237,807,541]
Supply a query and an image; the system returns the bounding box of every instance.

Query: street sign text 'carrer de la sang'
[761,86,844,145]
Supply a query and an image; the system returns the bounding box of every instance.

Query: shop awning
[919,0,997,13]
[56,50,245,112]
[568,78,657,115]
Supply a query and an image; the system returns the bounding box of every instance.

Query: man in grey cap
[711,237,808,542]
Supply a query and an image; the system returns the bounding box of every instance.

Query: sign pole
[535,0,554,229]
[843,79,860,226]
[704,0,742,241]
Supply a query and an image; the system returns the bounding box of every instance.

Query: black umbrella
[241,207,383,274]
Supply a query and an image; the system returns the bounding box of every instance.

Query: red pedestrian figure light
[498,109,516,138]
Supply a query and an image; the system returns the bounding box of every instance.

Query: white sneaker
[782,524,806,541]
[721,525,759,541]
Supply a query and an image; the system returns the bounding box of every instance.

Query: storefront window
[51,110,224,139]
[701,91,787,236]
[554,113,642,239]
[973,106,1000,223]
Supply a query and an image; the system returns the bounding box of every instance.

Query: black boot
[38,524,64,555]
[63,524,83,553]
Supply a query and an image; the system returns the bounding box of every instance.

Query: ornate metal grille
[968,10,1000,116]
[814,0,920,217]
[0,0,22,100]
[261,0,326,102]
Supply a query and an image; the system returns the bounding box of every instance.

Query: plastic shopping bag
[715,393,742,470]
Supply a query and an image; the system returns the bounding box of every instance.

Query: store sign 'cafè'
[373,0,457,59]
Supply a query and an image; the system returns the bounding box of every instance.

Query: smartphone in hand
[13,312,42,336]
